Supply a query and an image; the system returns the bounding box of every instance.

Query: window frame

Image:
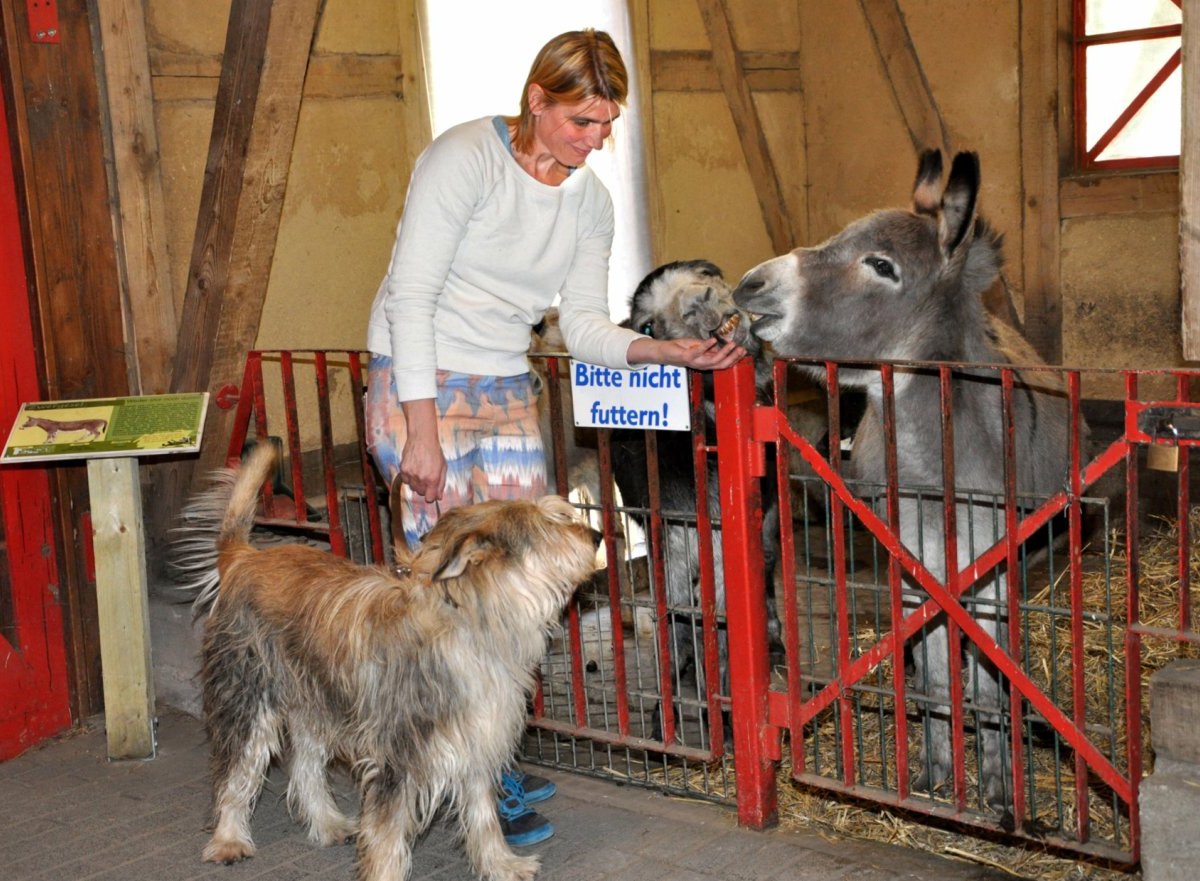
[1072,0,1182,173]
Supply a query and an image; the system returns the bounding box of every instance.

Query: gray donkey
[733,150,1084,811]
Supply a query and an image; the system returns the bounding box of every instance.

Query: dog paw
[485,852,541,881]
[313,817,357,847]
[202,837,255,864]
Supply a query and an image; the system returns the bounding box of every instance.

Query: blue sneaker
[501,768,557,805]
[497,792,554,847]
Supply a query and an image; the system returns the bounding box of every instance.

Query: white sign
[570,360,691,431]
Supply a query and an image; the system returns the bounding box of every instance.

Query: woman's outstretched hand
[627,335,746,372]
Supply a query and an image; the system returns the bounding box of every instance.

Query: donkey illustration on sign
[21,414,109,443]
[733,150,1086,812]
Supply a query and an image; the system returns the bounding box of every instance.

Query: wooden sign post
[2,393,209,760]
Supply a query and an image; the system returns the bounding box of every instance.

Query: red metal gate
[222,350,1199,864]
[717,357,1200,864]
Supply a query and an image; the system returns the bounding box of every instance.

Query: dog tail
[172,444,276,615]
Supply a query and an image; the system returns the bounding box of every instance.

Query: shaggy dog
[175,445,598,881]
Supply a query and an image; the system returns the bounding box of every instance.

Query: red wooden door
[0,80,71,759]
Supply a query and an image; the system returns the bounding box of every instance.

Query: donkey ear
[431,534,496,581]
[938,152,981,257]
[912,149,944,215]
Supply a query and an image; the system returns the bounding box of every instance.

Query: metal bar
[249,354,273,514]
[529,716,716,763]
[828,365,854,787]
[347,352,384,563]
[1176,373,1192,632]
[313,352,346,558]
[596,425,632,738]
[224,353,259,468]
[787,771,1135,865]
[880,364,909,800]
[1124,373,1143,860]
[1000,369,1026,827]
[938,365,966,810]
[643,428,677,746]
[773,359,804,767]
[279,352,308,523]
[690,372,725,757]
[1067,371,1089,841]
[714,358,777,827]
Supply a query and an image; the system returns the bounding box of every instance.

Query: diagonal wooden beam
[857,0,951,156]
[696,0,795,255]
[146,0,323,565]
[170,0,323,468]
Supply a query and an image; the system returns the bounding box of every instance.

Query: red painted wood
[0,75,71,760]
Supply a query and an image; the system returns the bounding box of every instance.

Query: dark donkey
[733,151,1086,811]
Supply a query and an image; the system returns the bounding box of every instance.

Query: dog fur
[175,445,598,881]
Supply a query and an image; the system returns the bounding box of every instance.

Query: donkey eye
[865,256,898,281]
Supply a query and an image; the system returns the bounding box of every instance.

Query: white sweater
[366,116,643,402]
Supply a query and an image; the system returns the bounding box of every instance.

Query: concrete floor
[1,706,1023,881]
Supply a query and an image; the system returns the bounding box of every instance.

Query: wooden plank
[87,458,155,760]
[145,0,323,569]
[1017,0,1066,363]
[857,0,950,156]
[696,0,795,255]
[171,0,322,468]
[1183,0,1199,359]
[1059,173,1180,219]
[2,0,130,719]
[651,50,803,93]
[95,0,179,395]
[149,51,405,101]
[630,0,665,261]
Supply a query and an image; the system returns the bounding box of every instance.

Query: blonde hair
[506,29,629,155]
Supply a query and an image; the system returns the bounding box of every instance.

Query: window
[421,3,651,320]
[1073,0,1181,171]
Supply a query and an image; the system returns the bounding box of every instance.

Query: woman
[365,28,744,847]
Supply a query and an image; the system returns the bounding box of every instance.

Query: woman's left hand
[627,335,746,371]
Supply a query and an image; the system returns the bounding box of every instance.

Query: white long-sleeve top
[366,116,643,403]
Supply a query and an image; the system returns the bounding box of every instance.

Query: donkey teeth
[715,313,741,341]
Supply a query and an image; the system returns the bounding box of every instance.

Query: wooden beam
[629,0,665,262]
[3,0,131,719]
[88,458,155,760]
[94,0,179,395]
[696,0,795,254]
[1059,172,1179,219]
[149,0,322,553]
[651,50,803,93]
[1183,0,1199,359]
[1016,0,1067,363]
[857,0,950,156]
[149,51,405,102]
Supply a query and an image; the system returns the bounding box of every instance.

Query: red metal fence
[224,349,1200,864]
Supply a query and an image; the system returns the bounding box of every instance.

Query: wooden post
[857,0,951,156]
[145,0,323,569]
[88,457,156,760]
[93,0,179,395]
[1182,0,1199,359]
[696,0,795,255]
